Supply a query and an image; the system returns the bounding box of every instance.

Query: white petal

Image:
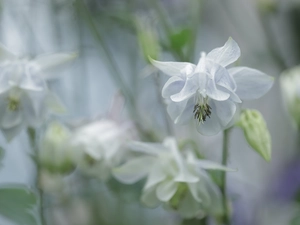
[229,67,274,100]
[167,99,188,123]
[162,76,185,99]
[187,183,202,202]
[206,79,230,101]
[144,163,167,189]
[170,75,198,102]
[1,108,22,129]
[150,58,195,78]
[0,43,17,62]
[214,99,236,126]
[156,180,178,202]
[177,190,205,219]
[196,159,237,172]
[163,137,199,183]
[213,62,236,91]
[174,99,194,124]
[1,122,24,141]
[141,186,161,208]
[196,102,222,136]
[33,52,77,78]
[128,141,166,156]
[112,156,155,184]
[206,37,241,67]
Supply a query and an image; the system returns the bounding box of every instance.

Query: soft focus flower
[113,137,235,218]
[0,43,76,141]
[38,122,74,174]
[280,66,300,129]
[151,38,274,135]
[71,119,132,180]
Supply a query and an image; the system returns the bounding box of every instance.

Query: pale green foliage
[237,109,272,162]
[0,184,39,225]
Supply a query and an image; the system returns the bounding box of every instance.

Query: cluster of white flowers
[151,38,274,135]
[0,44,76,141]
[113,137,235,218]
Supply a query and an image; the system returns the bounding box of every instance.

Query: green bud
[39,122,74,174]
[236,109,272,162]
[135,15,160,62]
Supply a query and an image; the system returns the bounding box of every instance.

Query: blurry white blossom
[39,122,74,174]
[151,38,274,135]
[0,43,76,141]
[71,119,133,181]
[280,66,300,129]
[113,137,235,218]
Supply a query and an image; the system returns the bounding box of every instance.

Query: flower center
[7,97,20,111]
[193,95,211,123]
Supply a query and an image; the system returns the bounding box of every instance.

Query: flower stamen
[193,103,212,123]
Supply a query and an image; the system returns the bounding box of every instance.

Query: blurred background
[0,0,300,224]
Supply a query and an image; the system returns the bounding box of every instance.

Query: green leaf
[0,184,40,225]
[169,28,192,52]
[236,109,272,162]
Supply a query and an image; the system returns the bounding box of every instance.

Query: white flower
[39,122,74,174]
[151,38,274,135]
[280,65,300,128]
[113,137,235,218]
[71,119,132,181]
[0,43,76,141]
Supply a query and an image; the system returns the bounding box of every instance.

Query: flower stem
[220,128,231,225]
[27,128,46,225]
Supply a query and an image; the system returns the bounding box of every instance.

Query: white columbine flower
[280,65,300,128]
[113,137,235,218]
[151,38,274,135]
[71,119,132,181]
[0,43,76,140]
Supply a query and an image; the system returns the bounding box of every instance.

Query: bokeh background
[0,0,300,224]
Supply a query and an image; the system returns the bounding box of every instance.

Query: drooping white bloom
[0,43,77,140]
[280,66,300,128]
[151,38,274,135]
[71,119,132,181]
[113,137,235,218]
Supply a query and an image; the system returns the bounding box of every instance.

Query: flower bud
[39,122,74,174]
[236,109,271,162]
[280,66,300,129]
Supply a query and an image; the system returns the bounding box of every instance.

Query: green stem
[220,129,231,225]
[27,128,46,225]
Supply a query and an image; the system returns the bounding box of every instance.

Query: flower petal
[112,156,155,184]
[206,37,241,67]
[1,108,22,129]
[170,75,198,102]
[162,76,185,99]
[141,186,161,208]
[1,122,24,142]
[150,58,195,78]
[163,137,199,183]
[214,99,236,126]
[177,190,205,219]
[156,180,178,202]
[206,78,230,101]
[33,52,77,78]
[229,67,274,100]
[144,163,167,189]
[128,141,166,156]
[167,99,188,123]
[195,159,237,172]
[174,99,194,124]
[196,102,222,135]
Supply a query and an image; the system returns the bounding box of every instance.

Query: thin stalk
[27,127,46,225]
[220,128,231,225]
